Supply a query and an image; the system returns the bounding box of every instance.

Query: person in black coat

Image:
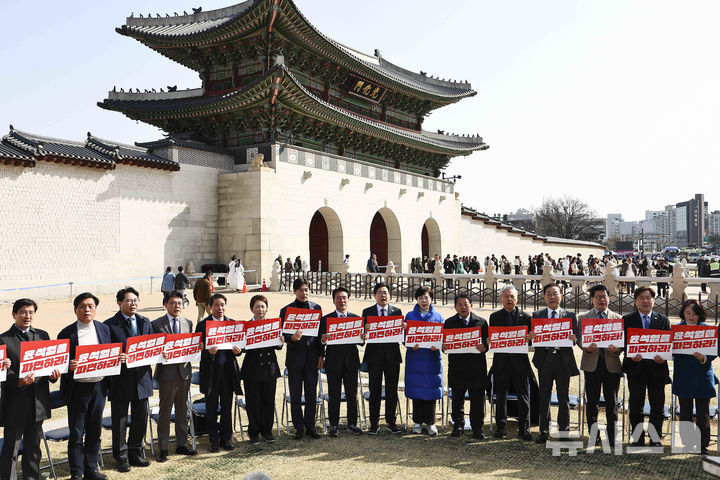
[361,282,404,434]
[104,287,153,471]
[488,285,533,441]
[532,283,579,443]
[443,294,488,439]
[241,295,283,445]
[280,278,323,439]
[622,286,671,446]
[320,287,364,437]
[195,293,243,451]
[58,293,111,480]
[0,298,60,480]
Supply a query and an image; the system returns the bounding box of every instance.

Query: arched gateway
[369,208,402,272]
[308,207,343,272]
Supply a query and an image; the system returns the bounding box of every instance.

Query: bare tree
[533,196,598,241]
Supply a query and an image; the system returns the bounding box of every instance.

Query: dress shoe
[493,430,506,439]
[115,458,131,473]
[84,473,107,480]
[368,425,380,435]
[630,439,645,447]
[129,455,150,467]
[221,440,235,451]
[649,441,662,447]
[209,441,220,452]
[261,432,275,443]
[519,431,533,441]
[386,424,402,434]
[450,428,462,438]
[293,430,304,440]
[156,450,168,463]
[329,426,339,437]
[175,445,198,456]
[348,425,362,435]
[249,435,260,445]
[535,433,549,444]
[305,428,321,439]
[473,431,485,440]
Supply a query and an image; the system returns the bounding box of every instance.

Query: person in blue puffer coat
[404,286,444,436]
[672,299,717,455]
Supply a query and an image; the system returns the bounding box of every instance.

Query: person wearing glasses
[104,287,153,472]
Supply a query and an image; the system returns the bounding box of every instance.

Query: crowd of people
[2,275,715,480]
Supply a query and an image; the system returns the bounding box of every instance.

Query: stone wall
[0,157,223,301]
[459,215,604,262]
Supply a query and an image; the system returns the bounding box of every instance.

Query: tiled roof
[86,134,179,170]
[117,0,475,101]
[461,206,605,248]
[0,139,34,166]
[0,126,179,171]
[99,64,488,155]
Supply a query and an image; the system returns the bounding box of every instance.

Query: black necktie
[551,310,557,319]
[20,331,29,341]
[506,311,513,327]
[380,308,386,317]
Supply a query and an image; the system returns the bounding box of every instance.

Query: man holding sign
[0,298,59,480]
[488,285,533,441]
[361,283,404,435]
[279,278,323,440]
[443,294,488,439]
[532,284,579,443]
[104,287,153,471]
[320,287,364,437]
[196,294,243,452]
[578,284,623,445]
[57,293,112,480]
[151,291,198,462]
[622,286,670,446]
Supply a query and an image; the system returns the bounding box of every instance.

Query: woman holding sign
[405,286,444,436]
[672,299,716,455]
[241,295,283,445]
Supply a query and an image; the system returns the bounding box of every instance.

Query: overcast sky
[2,0,718,220]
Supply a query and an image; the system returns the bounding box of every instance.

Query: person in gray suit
[578,284,623,445]
[532,283,579,443]
[151,291,198,462]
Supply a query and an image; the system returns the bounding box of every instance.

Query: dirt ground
[0,289,711,479]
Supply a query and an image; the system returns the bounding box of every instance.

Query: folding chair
[444,387,471,432]
[671,375,720,451]
[625,375,673,442]
[234,396,280,438]
[550,374,582,432]
[100,399,150,461]
[41,391,69,480]
[320,368,361,429]
[146,378,196,456]
[188,371,222,445]
[489,373,531,433]
[357,362,403,429]
[280,368,327,435]
[580,374,626,443]
[405,387,445,432]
